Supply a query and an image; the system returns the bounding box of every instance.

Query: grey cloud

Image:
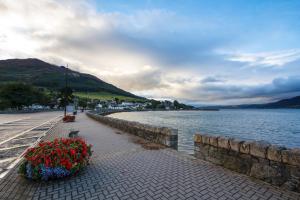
[104,68,168,91]
[180,76,300,103]
[201,76,225,83]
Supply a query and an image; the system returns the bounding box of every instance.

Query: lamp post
[64,65,68,117]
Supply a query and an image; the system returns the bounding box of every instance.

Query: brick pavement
[0,113,299,200]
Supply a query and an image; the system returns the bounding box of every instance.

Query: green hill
[0,58,143,100]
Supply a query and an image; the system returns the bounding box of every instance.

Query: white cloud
[0,0,300,104]
[226,49,300,67]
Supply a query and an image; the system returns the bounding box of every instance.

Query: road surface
[0,111,62,178]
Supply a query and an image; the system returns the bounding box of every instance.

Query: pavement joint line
[0,115,61,146]
[0,116,62,179]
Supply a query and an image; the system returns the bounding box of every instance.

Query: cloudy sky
[1,0,300,105]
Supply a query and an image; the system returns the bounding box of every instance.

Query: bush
[19,138,92,180]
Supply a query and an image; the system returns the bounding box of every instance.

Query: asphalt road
[0,111,63,178]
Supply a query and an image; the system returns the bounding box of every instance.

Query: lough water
[109,109,300,154]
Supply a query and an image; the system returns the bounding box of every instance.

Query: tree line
[0,82,72,110]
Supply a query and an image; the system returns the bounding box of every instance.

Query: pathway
[0,113,299,200]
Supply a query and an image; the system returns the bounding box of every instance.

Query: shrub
[19,138,92,180]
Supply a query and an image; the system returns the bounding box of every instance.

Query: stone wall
[194,134,300,192]
[87,112,178,149]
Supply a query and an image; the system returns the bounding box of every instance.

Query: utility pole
[64,65,68,117]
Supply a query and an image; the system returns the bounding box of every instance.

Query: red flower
[23,138,92,173]
[70,149,76,156]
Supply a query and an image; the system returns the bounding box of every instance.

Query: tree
[0,83,50,110]
[173,100,180,109]
[78,98,87,109]
[114,97,120,104]
[58,87,74,115]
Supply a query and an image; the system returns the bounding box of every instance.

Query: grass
[74,92,146,102]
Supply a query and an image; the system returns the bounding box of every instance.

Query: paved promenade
[0,113,299,200]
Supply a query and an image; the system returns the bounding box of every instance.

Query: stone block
[207,146,228,165]
[289,148,300,167]
[222,153,252,174]
[201,134,210,145]
[194,143,209,160]
[218,137,229,149]
[250,141,270,158]
[282,148,300,167]
[267,145,286,162]
[209,135,219,147]
[240,141,251,154]
[229,138,242,152]
[194,134,202,143]
[194,144,200,152]
[284,165,300,192]
[250,162,286,185]
[161,127,170,135]
[282,150,290,164]
[269,161,289,186]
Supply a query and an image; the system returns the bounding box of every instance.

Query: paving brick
[0,113,299,200]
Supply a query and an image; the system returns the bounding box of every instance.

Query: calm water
[110,109,300,154]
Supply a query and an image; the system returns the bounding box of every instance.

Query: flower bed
[63,115,75,122]
[19,138,92,180]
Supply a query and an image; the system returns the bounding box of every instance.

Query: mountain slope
[0,58,141,98]
[262,96,300,108]
[201,96,300,109]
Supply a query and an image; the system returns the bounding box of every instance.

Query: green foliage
[173,100,193,110]
[114,97,120,104]
[149,99,161,109]
[58,87,74,108]
[74,92,145,102]
[78,98,88,109]
[0,83,50,110]
[145,99,193,110]
[173,100,180,109]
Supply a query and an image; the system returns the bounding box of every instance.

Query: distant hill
[259,96,300,108]
[201,96,300,109]
[0,58,142,99]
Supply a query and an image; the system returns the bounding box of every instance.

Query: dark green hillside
[0,58,142,99]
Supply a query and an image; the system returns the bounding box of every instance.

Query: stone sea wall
[86,112,178,149]
[194,133,300,192]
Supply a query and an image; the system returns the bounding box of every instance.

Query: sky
[0,0,300,105]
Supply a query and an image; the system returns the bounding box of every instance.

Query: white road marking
[0,117,30,125]
[0,157,18,164]
[0,116,61,146]
[0,116,62,178]
[0,144,32,151]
